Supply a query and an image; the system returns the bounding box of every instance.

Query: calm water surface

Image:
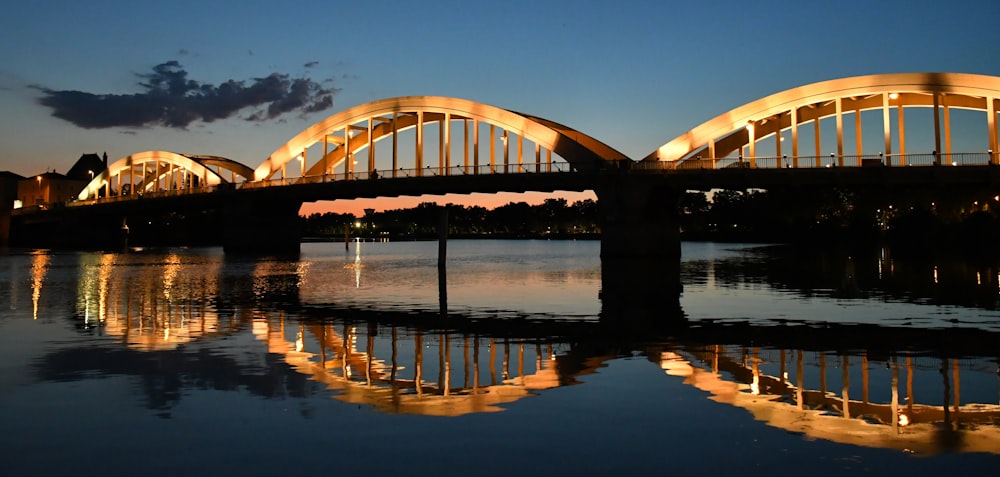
[1,240,998,475]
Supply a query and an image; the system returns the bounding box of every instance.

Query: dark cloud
[304,61,319,68]
[33,61,340,129]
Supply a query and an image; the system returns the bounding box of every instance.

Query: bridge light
[889,92,899,100]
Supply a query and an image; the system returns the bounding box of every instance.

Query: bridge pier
[222,198,302,254]
[596,174,685,327]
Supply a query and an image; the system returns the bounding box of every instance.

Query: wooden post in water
[438,206,448,316]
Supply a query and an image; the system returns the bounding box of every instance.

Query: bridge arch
[184,155,255,183]
[77,151,230,201]
[645,72,1000,167]
[254,96,628,182]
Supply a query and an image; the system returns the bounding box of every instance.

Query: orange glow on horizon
[298,191,597,216]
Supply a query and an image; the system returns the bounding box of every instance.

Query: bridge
[8,73,1000,257]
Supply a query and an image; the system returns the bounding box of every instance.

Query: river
[1,240,998,475]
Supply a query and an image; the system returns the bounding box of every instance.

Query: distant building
[17,172,87,208]
[0,171,25,211]
[11,153,107,209]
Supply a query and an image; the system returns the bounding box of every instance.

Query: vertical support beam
[835,98,844,166]
[463,119,469,173]
[855,107,863,165]
[898,103,907,163]
[775,126,782,162]
[517,134,523,172]
[302,148,308,177]
[489,124,495,173]
[416,111,424,176]
[546,149,552,172]
[503,131,510,173]
[444,113,451,174]
[989,98,999,164]
[473,119,480,174]
[345,127,352,177]
[368,117,374,175]
[323,134,329,173]
[392,113,398,177]
[882,92,892,157]
[944,103,952,162]
[534,142,541,172]
[707,138,716,161]
[747,122,756,162]
[439,114,446,174]
[933,92,942,164]
[791,107,799,167]
[814,117,822,167]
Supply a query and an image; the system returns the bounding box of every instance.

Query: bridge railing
[239,162,574,189]
[67,185,220,207]
[635,152,996,170]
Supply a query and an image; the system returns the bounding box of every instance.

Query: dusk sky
[2,0,999,215]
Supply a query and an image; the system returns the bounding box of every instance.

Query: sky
[2,0,999,216]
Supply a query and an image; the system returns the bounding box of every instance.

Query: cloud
[33,61,340,129]
[304,61,319,68]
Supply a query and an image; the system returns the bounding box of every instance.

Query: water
[1,240,998,475]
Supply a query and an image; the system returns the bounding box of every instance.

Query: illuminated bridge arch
[645,72,1000,168]
[77,151,234,201]
[254,96,628,182]
[183,155,255,183]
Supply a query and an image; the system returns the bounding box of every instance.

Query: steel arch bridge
[254,95,628,182]
[75,96,628,202]
[644,72,1000,169]
[77,151,255,201]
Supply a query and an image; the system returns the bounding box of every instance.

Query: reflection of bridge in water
[24,249,1000,452]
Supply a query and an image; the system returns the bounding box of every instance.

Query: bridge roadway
[10,159,1000,253]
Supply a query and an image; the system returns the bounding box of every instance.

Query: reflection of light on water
[343,239,364,288]
[162,254,181,300]
[97,254,114,323]
[30,251,50,320]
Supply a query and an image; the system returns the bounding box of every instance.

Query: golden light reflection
[85,253,230,351]
[657,344,1000,455]
[30,251,50,320]
[252,316,582,416]
[161,253,181,301]
[343,239,364,288]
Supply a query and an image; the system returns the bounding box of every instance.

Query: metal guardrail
[239,162,573,189]
[59,162,575,207]
[633,152,996,171]
[45,153,998,210]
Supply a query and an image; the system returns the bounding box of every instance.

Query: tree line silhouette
[302,187,1000,252]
